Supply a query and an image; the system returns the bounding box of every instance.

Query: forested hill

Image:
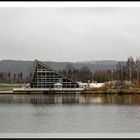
[0,60,120,76]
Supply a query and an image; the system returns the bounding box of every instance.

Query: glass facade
[30,60,79,88]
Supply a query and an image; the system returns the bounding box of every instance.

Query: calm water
[0,94,140,133]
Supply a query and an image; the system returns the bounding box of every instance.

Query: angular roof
[31,59,78,84]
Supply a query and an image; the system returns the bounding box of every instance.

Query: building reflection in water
[0,94,140,105]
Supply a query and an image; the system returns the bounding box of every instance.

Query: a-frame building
[30,59,79,88]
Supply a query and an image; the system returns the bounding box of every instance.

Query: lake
[0,93,140,134]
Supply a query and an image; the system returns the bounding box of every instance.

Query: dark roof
[31,59,78,84]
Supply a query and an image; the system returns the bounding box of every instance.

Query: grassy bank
[0,83,26,91]
[1,83,140,94]
[82,88,140,94]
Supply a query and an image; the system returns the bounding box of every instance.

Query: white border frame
[0,2,140,7]
[0,1,140,138]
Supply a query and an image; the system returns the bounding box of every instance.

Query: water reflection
[0,94,140,105]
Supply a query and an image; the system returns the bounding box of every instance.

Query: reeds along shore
[81,88,140,94]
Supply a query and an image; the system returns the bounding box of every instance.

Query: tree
[7,71,11,83]
[0,72,3,82]
[13,73,16,83]
[19,72,23,83]
[126,56,135,81]
[135,57,140,81]
[66,64,73,78]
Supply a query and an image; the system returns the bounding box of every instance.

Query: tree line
[59,56,140,85]
[0,72,31,84]
[115,56,140,86]
[59,65,116,83]
[1,56,140,86]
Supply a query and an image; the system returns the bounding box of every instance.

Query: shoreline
[1,88,140,95]
[0,90,13,94]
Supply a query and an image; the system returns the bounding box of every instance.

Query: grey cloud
[0,7,140,62]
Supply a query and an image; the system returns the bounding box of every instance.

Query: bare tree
[135,57,140,81]
[126,56,135,82]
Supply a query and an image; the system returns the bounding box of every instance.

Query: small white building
[89,83,105,88]
[54,82,62,89]
[77,82,105,89]
[78,82,88,89]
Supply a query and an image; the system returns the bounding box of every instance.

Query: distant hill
[0,60,123,77]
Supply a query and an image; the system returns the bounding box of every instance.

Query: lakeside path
[0,91,13,94]
[1,89,140,94]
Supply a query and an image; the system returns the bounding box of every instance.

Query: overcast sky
[0,7,140,62]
